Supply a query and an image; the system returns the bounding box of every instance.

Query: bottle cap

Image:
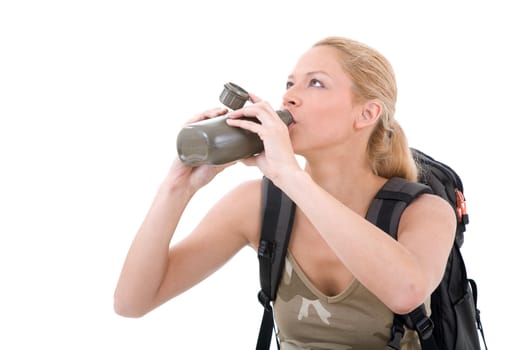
[220,82,249,110]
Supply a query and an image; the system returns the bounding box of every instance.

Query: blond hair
[314,37,418,181]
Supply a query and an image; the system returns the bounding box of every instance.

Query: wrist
[159,175,197,199]
[274,167,311,195]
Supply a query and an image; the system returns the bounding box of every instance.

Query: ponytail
[367,117,418,182]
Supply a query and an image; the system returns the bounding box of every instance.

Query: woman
[114,36,456,349]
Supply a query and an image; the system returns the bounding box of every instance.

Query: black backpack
[256,148,487,350]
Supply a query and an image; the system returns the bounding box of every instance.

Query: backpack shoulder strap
[366,177,439,350]
[258,176,297,301]
[366,177,432,239]
[256,176,296,350]
[257,177,433,350]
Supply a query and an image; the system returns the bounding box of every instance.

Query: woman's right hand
[168,107,233,192]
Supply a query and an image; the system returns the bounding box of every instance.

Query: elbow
[114,302,146,318]
[388,282,430,315]
[113,293,150,318]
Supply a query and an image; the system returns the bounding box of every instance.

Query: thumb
[248,92,262,103]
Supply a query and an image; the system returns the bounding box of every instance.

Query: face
[282,45,362,155]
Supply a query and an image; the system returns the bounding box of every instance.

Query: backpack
[256,148,487,350]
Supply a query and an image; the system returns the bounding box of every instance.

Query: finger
[201,107,228,119]
[241,157,257,167]
[228,102,275,122]
[213,161,237,174]
[240,104,282,127]
[249,92,262,103]
[186,107,228,124]
[226,117,261,134]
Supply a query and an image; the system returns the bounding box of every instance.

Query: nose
[282,86,301,108]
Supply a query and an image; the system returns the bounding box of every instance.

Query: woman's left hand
[226,93,300,183]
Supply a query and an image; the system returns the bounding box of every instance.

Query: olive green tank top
[274,254,429,350]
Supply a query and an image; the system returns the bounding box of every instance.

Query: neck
[301,144,386,213]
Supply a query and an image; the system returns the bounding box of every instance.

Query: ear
[355,100,382,130]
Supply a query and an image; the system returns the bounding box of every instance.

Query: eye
[286,81,294,89]
[309,78,323,88]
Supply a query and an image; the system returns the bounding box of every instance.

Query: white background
[1,0,523,348]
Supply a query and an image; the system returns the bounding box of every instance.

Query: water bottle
[176,82,293,167]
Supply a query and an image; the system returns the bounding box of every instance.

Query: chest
[288,212,355,297]
[273,254,422,349]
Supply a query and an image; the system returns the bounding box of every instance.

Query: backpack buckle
[387,316,405,350]
[404,305,434,341]
[258,240,275,261]
[257,290,272,312]
[415,317,434,340]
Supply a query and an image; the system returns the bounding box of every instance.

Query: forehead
[290,45,347,78]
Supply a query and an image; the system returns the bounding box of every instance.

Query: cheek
[290,118,351,151]
[312,106,354,138]
[290,103,355,150]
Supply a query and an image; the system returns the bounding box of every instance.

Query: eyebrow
[287,70,330,80]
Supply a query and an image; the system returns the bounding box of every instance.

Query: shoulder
[398,191,456,243]
[406,192,455,219]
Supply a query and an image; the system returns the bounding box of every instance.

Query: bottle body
[177,110,292,166]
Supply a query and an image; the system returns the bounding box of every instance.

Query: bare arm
[113,108,261,317]
[150,179,261,309]
[227,97,455,314]
[114,176,261,317]
[113,176,196,317]
[277,171,456,314]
